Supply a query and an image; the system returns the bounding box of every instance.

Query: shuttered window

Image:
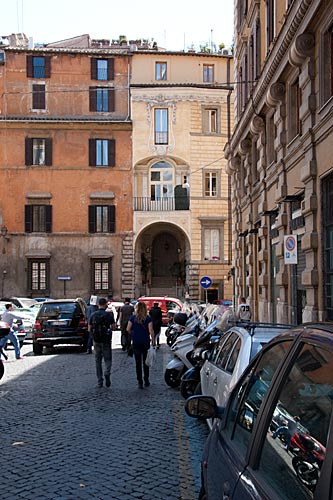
[25,205,52,233]
[89,87,115,112]
[32,84,46,109]
[28,259,50,292]
[91,259,111,292]
[88,205,116,233]
[25,138,52,166]
[89,139,115,167]
[26,55,51,78]
[91,58,114,80]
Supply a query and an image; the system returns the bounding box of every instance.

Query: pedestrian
[149,301,163,348]
[271,415,300,452]
[119,297,134,351]
[0,303,24,360]
[127,301,155,389]
[86,295,98,354]
[237,297,252,321]
[88,297,116,388]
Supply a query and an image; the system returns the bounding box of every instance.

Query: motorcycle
[179,308,236,397]
[164,309,234,388]
[290,433,324,491]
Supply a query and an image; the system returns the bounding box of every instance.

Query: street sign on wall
[284,235,297,264]
[200,276,212,289]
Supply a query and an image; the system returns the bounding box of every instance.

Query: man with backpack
[88,297,116,388]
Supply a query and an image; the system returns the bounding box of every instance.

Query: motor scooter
[179,308,236,397]
[164,311,229,388]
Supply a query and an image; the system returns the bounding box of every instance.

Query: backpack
[92,311,111,343]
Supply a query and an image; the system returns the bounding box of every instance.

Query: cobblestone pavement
[0,330,208,500]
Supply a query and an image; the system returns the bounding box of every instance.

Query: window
[88,205,115,233]
[25,138,52,166]
[155,62,167,80]
[203,228,221,260]
[202,106,220,134]
[28,259,49,292]
[266,113,276,164]
[26,55,51,78]
[150,161,174,201]
[154,108,168,145]
[322,24,333,103]
[89,87,115,112]
[215,333,240,371]
[204,172,218,197]
[91,58,114,81]
[92,259,111,292]
[259,343,332,499]
[289,78,301,140]
[32,84,46,109]
[25,205,52,233]
[267,0,275,47]
[89,139,115,167]
[322,172,333,320]
[203,64,214,83]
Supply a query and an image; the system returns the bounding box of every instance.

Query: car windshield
[39,303,76,319]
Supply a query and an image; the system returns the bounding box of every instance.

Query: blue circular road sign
[200,276,213,289]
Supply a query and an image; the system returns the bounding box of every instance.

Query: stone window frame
[201,104,221,134]
[319,14,333,108]
[27,258,50,293]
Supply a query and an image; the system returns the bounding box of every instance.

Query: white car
[200,322,293,428]
[0,301,35,340]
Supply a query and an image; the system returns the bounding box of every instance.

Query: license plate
[48,319,69,327]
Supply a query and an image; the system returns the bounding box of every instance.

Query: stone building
[0,36,133,300]
[225,0,333,323]
[0,34,234,302]
[131,51,234,301]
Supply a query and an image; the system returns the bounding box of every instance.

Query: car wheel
[33,342,43,355]
[180,379,199,399]
[164,368,181,388]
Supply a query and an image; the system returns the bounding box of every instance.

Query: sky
[1,0,234,52]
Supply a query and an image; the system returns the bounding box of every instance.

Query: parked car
[136,296,183,325]
[1,297,38,308]
[32,298,88,355]
[185,323,333,500]
[200,322,294,427]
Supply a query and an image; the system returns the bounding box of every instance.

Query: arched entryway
[134,223,190,298]
[152,233,178,277]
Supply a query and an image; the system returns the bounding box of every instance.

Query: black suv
[32,298,88,355]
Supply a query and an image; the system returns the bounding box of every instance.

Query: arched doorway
[152,233,178,277]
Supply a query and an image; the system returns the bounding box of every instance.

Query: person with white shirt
[0,303,24,359]
[237,297,252,321]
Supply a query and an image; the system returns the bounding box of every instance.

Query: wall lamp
[1,226,9,239]
[249,228,258,234]
[239,230,248,237]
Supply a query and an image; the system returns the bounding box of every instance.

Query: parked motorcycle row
[164,302,235,396]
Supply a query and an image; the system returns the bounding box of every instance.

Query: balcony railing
[133,197,189,211]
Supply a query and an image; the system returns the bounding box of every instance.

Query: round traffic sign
[200,276,212,289]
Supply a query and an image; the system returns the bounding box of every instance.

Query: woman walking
[127,302,155,388]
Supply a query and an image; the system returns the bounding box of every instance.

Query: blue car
[185,323,333,500]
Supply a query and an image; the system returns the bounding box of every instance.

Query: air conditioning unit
[222,49,229,56]
[130,44,138,52]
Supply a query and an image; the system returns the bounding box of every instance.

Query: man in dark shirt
[88,297,116,388]
[149,302,163,348]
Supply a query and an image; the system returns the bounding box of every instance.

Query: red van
[136,296,183,325]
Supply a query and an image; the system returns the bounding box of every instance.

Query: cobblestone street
[1,330,208,500]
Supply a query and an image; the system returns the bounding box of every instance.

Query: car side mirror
[185,395,224,420]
